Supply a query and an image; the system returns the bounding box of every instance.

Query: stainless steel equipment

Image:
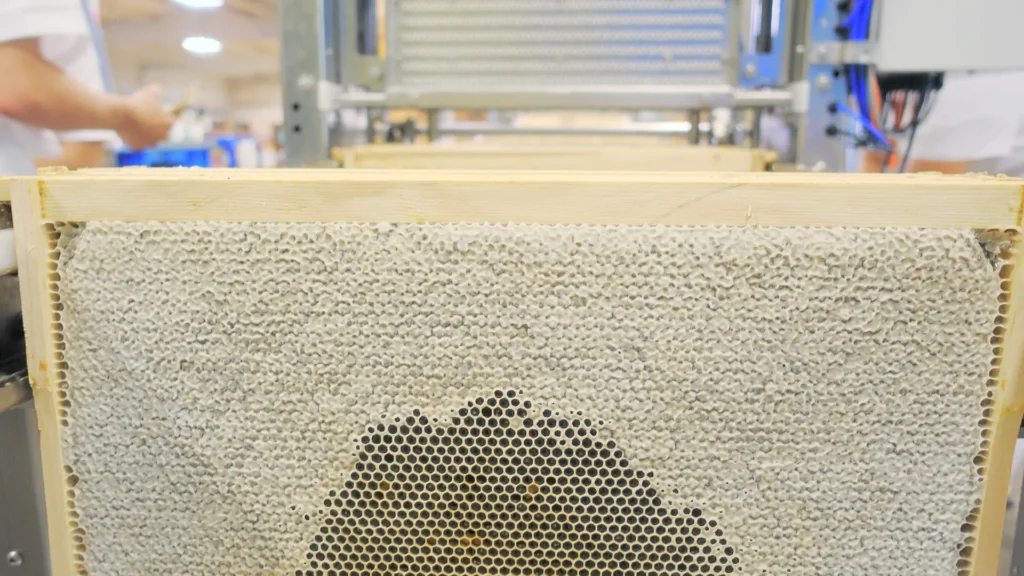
[280,0,797,166]
[281,0,1024,171]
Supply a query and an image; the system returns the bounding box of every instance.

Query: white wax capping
[54,222,1002,576]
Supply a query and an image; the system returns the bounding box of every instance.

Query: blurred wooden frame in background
[332,144,778,172]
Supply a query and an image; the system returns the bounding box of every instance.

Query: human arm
[35,141,108,170]
[860,149,890,173]
[0,38,173,148]
[861,149,971,174]
[0,38,127,130]
[905,158,972,174]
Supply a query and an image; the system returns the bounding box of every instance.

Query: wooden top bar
[4,168,1023,229]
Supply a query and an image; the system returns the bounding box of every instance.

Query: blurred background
[11,0,803,171]
[60,0,1024,178]
[92,0,786,170]
[10,0,1020,176]
[102,0,283,167]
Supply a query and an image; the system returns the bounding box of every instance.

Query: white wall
[227,75,280,108]
[227,75,282,140]
[110,56,285,142]
[232,106,283,142]
[141,69,231,112]
[111,53,231,114]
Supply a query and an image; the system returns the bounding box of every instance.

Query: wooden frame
[6,168,1024,576]
[332,144,778,172]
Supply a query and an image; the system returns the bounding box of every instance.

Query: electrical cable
[898,91,927,172]
[837,0,944,171]
[892,91,905,130]
[841,0,870,115]
[916,88,939,124]
[852,2,873,122]
[868,74,883,127]
[826,125,869,145]
[879,149,893,173]
[836,0,887,150]
[834,103,890,149]
[899,122,918,173]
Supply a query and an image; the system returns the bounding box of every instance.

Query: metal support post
[688,110,701,145]
[795,0,851,171]
[739,0,793,88]
[426,110,439,142]
[0,402,50,576]
[750,108,764,148]
[280,0,333,166]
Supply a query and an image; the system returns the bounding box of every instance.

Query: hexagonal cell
[299,391,738,576]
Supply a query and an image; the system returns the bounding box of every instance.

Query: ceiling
[101,0,281,89]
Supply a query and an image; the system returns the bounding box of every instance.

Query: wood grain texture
[332,144,774,171]
[8,169,1023,229]
[11,180,75,576]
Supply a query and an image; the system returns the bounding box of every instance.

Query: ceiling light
[171,0,225,8]
[182,36,223,55]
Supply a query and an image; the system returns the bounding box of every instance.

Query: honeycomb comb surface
[51,222,1003,576]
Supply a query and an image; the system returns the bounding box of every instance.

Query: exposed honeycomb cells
[301,390,739,576]
[52,222,1007,576]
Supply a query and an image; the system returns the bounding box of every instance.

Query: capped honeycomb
[49,222,1007,576]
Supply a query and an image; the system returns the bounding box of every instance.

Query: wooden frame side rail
[6,169,1024,576]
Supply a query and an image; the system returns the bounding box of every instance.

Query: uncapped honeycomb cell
[53,222,1005,576]
[302,390,739,576]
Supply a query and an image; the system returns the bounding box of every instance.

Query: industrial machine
[280,0,1024,172]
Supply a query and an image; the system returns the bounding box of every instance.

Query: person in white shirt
[866,71,1024,175]
[0,0,174,177]
[32,1,121,170]
[904,71,1024,175]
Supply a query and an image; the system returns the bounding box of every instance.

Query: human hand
[117,85,174,150]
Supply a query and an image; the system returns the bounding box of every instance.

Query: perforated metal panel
[387,0,732,90]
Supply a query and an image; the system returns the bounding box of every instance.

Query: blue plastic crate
[211,136,261,168]
[116,147,211,168]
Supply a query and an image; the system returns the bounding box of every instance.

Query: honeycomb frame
[7,168,1024,576]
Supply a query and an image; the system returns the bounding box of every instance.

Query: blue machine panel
[738,0,789,88]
